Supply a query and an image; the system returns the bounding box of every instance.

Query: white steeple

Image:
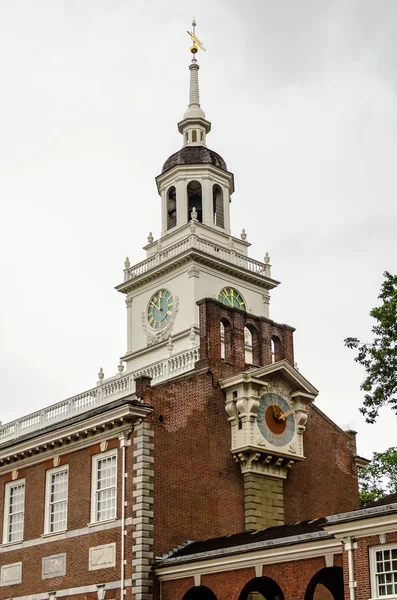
[178,20,211,147]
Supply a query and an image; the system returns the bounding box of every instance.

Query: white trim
[2,479,25,544]
[44,465,69,534]
[90,449,118,524]
[0,578,132,600]
[369,542,397,600]
[325,513,397,539]
[0,516,133,553]
[155,538,342,580]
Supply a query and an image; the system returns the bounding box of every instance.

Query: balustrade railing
[0,347,200,446]
[125,234,270,280]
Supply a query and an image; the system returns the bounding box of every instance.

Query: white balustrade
[0,348,201,445]
[125,234,268,280]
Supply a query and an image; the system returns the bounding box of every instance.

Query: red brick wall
[160,554,344,600]
[151,370,246,556]
[197,298,295,370]
[284,405,359,522]
[152,371,359,556]
[344,531,397,600]
[0,435,135,599]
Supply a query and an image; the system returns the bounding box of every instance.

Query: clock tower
[116,23,279,376]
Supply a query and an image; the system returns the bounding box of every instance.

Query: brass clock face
[257,392,295,447]
[218,287,246,310]
[147,289,174,329]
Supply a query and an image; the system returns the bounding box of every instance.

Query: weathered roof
[365,492,397,508]
[162,146,227,174]
[157,518,327,563]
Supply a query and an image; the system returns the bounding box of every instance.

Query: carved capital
[125,297,133,308]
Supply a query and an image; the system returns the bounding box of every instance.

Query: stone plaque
[89,543,116,571]
[42,553,66,579]
[0,562,22,586]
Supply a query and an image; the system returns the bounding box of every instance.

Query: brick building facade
[1,25,396,600]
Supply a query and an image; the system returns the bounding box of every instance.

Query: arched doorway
[239,577,285,600]
[304,567,344,600]
[182,585,218,600]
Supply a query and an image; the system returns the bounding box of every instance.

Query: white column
[160,189,167,236]
[202,177,213,226]
[126,297,133,353]
[176,179,187,226]
[222,185,231,233]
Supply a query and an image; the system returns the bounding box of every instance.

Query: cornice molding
[155,537,341,581]
[117,249,278,295]
[0,401,151,468]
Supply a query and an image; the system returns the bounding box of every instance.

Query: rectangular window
[45,467,68,533]
[3,480,25,543]
[371,545,397,597]
[91,451,117,523]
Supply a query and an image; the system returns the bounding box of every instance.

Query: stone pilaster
[131,421,154,600]
[243,473,284,531]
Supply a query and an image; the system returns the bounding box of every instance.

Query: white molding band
[0,518,134,553]
[155,538,342,581]
[0,579,132,600]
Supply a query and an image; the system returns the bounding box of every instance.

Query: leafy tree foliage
[345,271,397,423]
[359,447,397,506]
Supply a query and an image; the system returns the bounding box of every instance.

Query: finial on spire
[187,18,206,55]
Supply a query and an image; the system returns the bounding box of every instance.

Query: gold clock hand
[279,408,294,421]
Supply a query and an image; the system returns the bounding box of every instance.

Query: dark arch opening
[220,317,233,363]
[182,585,218,600]
[192,130,197,143]
[213,184,224,228]
[167,186,177,230]
[271,335,282,363]
[304,567,344,600]
[187,180,203,223]
[238,576,285,600]
[245,323,260,366]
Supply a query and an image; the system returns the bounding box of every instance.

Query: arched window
[187,180,203,222]
[220,318,233,363]
[238,576,285,600]
[167,186,177,230]
[192,130,197,142]
[213,184,224,228]
[244,327,252,364]
[185,132,188,144]
[182,586,218,600]
[271,335,282,363]
[200,131,204,142]
[245,324,260,365]
[304,567,344,600]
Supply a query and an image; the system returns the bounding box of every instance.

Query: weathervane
[187,18,206,54]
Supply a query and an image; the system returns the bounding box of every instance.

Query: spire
[178,19,211,146]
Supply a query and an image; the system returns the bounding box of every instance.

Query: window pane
[48,470,68,532]
[95,455,116,522]
[7,482,25,542]
[375,547,397,598]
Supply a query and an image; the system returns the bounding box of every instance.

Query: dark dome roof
[162,146,227,174]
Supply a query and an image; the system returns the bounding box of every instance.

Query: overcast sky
[0,0,396,460]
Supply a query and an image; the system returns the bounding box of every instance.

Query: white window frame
[370,543,397,599]
[2,479,25,544]
[90,449,117,524]
[44,465,69,534]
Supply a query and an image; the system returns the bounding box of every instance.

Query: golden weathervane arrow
[187,18,206,54]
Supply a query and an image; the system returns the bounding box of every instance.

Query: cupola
[156,21,234,237]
